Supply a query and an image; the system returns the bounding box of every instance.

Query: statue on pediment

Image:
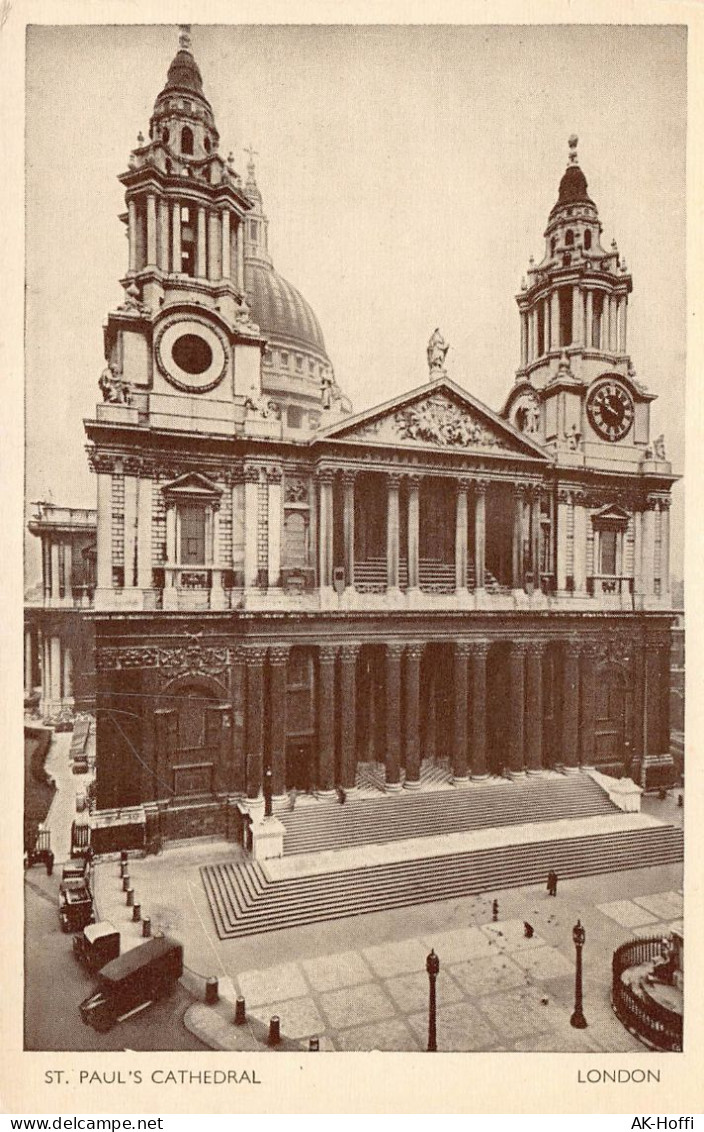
[653,434,667,460]
[427,328,449,377]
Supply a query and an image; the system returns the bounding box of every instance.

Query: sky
[24,22,687,584]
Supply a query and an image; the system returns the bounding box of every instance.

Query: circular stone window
[172,334,213,375]
[155,318,228,393]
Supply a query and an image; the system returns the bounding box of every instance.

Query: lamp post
[426,948,440,1051]
[570,919,587,1029]
[264,767,273,818]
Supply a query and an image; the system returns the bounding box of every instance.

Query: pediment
[593,503,630,525]
[318,379,548,459]
[161,472,222,498]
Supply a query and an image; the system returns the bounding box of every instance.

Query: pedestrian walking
[492,899,499,922]
[547,869,558,896]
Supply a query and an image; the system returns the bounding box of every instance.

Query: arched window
[181,126,194,155]
[204,136,211,153]
[550,237,557,256]
[565,229,574,247]
[162,127,169,144]
[165,158,172,174]
[584,229,592,250]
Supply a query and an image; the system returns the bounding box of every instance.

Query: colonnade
[520,286,629,367]
[127,193,245,290]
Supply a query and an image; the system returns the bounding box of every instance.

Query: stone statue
[321,372,334,410]
[653,434,667,460]
[565,422,581,451]
[427,328,449,376]
[118,280,148,315]
[99,363,132,405]
[244,387,280,420]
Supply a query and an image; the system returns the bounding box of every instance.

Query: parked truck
[59,877,94,933]
[73,922,120,973]
[79,937,183,1033]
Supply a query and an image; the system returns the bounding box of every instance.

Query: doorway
[286,740,314,792]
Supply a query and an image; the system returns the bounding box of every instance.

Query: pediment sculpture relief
[352,394,508,450]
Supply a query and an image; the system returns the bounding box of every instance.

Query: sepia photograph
[8,5,699,1114]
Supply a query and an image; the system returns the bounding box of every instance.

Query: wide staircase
[201,775,684,940]
[279,774,617,856]
[353,557,507,594]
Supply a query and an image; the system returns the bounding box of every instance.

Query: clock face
[155,318,229,393]
[586,380,634,442]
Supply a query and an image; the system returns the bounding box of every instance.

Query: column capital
[265,465,283,484]
[339,643,361,664]
[557,488,573,505]
[385,641,405,661]
[524,639,546,659]
[513,482,529,499]
[318,644,339,665]
[386,471,403,489]
[455,640,474,659]
[243,464,262,484]
[455,477,472,496]
[241,644,267,666]
[579,640,601,660]
[509,639,529,658]
[316,467,336,486]
[268,644,290,666]
[473,478,490,496]
[224,464,245,487]
[340,468,358,487]
[405,642,425,661]
[87,449,117,475]
[122,454,142,477]
[405,472,423,489]
[468,639,491,660]
[563,635,582,658]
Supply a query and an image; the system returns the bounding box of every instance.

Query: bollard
[120,861,128,878]
[132,903,141,922]
[234,997,246,1025]
[121,850,128,863]
[205,977,219,1005]
[142,917,151,938]
[122,873,131,891]
[309,1037,320,1051]
[126,886,134,907]
[268,1016,281,1046]
[46,851,54,877]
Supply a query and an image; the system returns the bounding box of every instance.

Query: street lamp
[570,919,587,1029]
[426,948,440,1051]
[264,767,273,818]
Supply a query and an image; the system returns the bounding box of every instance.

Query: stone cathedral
[29,29,678,853]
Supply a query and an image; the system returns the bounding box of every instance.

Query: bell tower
[101,25,264,419]
[504,137,658,473]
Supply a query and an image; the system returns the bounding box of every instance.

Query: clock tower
[503,136,659,476]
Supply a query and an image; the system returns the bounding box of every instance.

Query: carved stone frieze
[285,477,309,503]
[96,634,229,678]
[351,394,511,450]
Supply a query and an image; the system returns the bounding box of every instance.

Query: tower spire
[178,24,192,53]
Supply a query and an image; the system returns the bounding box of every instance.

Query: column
[550,290,560,350]
[585,290,594,350]
[520,312,528,367]
[25,628,33,694]
[573,496,587,593]
[620,296,628,353]
[158,200,170,272]
[562,638,580,771]
[660,500,671,601]
[579,642,598,769]
[318,471,334,591]
[236,219,245,291]
[386,473,401,591]
[137,475,153,590]
[146,193,157,267]
[221,210,231,281]
[454,479,469,591]
[267,467,282,588]
[403,644,423,788]
[231,474,245,578]
[407,475,420,591]
[571,284,582,345]
[208,210,220,281]
[508,641,527,776]
[452,642,470,783]
[243,467,260,588]
[644,638,666,757]
[128,198,137,272]
[609,295,618,352]
[469,640,489,779]
[50,542,60,601]
[244,646,266,799]
[642,500,656,596]
[632,638,646,775]
[317,646,337,793]
[632,510,643,596]
[385,643,403,790]
[268,646,289,796]
[342,471,356,589]
[123,466,138,588]
[171,202,181,273]
[529,309,536,361]
[543,296,551,355]
[50,636,61,707]
[474,482,487,591]
[530,489,541,584]
[339,644,359,790]
[96,467,113,591]
[41,632,50,713]
[557,491,569,590]
[62,645,73,705]
[196,206,207,278]
[523,641,544,773]
[512,486,525,590]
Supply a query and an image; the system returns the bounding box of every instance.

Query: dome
[557,164,592,206]
[245,261,330,360]
[163,49,206,99]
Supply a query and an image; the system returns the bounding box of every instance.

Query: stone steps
[279,774,618,856]
[201,823,684,940]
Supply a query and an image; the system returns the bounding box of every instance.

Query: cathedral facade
[67,29,677,851]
